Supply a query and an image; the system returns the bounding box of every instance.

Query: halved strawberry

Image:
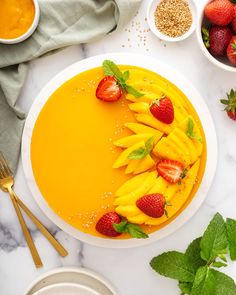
[96,76,122,102]
[157,159,184,184]
[149,96,174,124]
[95,212,121,237]
[136,194,166,218]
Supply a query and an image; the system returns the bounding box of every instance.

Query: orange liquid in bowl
[31,66,206,238]
[0,0,35,39]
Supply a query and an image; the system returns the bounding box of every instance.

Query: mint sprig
[102,60,144,98]
[127,137,154,160]
[186,118,202,143]
[113,221,148,239]
[150,213,236,294]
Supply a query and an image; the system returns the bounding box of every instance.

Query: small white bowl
[0,0,40,44]
[147,0,197,42]
[196,0,236,72]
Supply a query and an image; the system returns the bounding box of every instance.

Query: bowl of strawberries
[197,0,236,72]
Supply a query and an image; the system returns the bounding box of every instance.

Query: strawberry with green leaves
[96,60,143,102]
[95,212,148,239]
[220,89,236,120]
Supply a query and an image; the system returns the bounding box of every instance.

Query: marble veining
[1,0,236,294]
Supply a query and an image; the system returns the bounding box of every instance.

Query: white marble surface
[1,0,236,294]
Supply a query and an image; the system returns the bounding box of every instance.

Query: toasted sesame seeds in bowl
[147,0,197,42]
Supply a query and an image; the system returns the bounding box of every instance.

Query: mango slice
[133,154,155,174]
[115,172,149,197]
[114,171,157,206]
[135,114,174,134]
[115,205,141,217]
[178,116,203,157]
[153,127,198,165]
[124,122,163,139]
[172,128,198,164]
[128,213,149,224]
[113,133,154,148]
[112,141,145,168]
[125,159,141,174]
[128,102,150,113]
[153,138,180,162]
[148,176,168,194]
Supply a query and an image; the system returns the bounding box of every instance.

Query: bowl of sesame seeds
[147,0,197,42]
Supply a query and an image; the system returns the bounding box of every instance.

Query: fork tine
[0,152,12,178]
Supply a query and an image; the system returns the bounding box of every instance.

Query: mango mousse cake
[31,60,206,239]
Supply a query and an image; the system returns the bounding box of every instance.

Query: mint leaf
[178,282,192,294]
[128,137,154,160]
[191,266,215,295]
[102,60,123,79]
[145,136,154,154]
[185,237,205,271]
[212,269,236,295]
[212,261,227,268]
[226,218,236,261]
[125,84,144,98]
[113,221,127,232]
[186,118,202,143]
[150,251,196,282]
[123,70,129,81]
[127,147,147,160]
[113,221,148,239]
[126,223,148,239]
[200,213,228,263]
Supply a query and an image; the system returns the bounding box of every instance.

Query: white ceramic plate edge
[21,52,218,248]
[24,267,117,295]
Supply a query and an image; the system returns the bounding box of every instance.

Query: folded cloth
[0,0,141,171]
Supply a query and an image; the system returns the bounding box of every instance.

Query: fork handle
[15,196,68,257]
[8,187,43,268]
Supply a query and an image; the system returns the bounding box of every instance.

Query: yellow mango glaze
[31,65,207,239]
[0,0,35,39]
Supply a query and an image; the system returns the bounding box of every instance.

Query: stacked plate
[25,267,117,295]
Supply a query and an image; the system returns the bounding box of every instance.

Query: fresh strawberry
[204,0,234,26]
[227,36,236,65]
[157,159,184,184]
[202,26,232,56]
[96,76,122,102]
[149,96,174,124]
[136,194,166,218]
[231,6,236,34]
[220,89,236,120]
[95,212,121,237]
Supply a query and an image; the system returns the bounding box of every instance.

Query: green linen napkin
[0,0,141,171]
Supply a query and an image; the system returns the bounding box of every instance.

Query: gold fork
[0,152,68,267]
